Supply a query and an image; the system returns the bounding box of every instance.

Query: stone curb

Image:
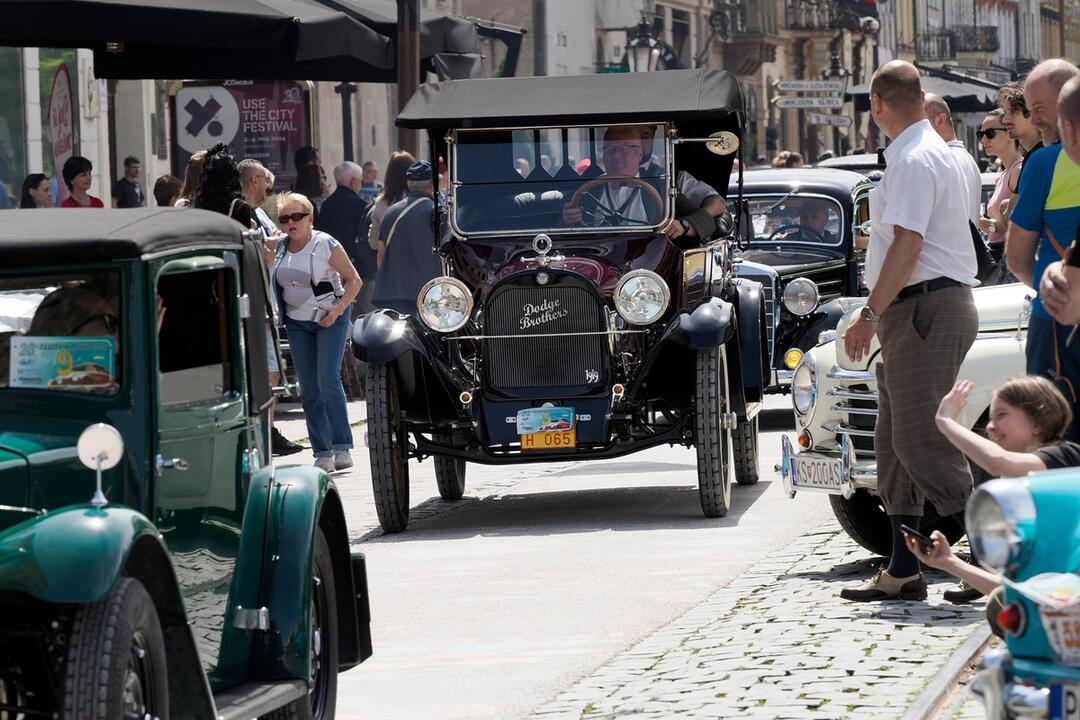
[900,625,992,720]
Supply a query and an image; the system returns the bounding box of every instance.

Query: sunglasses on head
[72,312,119,336]
[278,212,310,224]
[976,127,1007,140]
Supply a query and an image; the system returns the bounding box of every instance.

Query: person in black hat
[372,160,443,314]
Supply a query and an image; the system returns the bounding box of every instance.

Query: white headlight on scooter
[966,479,1036,573]
[417,277,473,332]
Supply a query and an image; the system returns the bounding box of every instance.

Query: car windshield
[0,270,122,394]
[453,124,671,234]
[746,195,843,246]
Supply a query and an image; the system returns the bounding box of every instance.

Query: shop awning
[0,0,506,82]
[846,66,1001,113]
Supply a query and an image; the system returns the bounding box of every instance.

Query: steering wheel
[766,223,827,244]
[568,177,665,227]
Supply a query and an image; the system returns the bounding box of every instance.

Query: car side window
[157,268,236,405]
[853,192,871,251]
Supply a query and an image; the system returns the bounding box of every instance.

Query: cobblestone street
[527,524,986,720]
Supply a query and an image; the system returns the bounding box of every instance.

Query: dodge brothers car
[779,282,1031,555]
[354,69,771,532]
[0,209,371,720]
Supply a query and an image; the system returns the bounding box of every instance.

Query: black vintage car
[727,168,873,391]
[354,69,769,532]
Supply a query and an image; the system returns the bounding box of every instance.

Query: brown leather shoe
[840,568,927,602]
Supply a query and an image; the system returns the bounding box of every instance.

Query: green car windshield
[0,270,122,394]
[452,124,670,235]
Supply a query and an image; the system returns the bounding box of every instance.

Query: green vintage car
[0,209,371,720]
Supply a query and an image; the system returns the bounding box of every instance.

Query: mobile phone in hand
[899,524,934,550]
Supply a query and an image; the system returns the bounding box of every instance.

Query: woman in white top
[270,192,362,473]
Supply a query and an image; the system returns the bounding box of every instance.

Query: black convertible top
[2,208,247,265]
[397,68,743,129]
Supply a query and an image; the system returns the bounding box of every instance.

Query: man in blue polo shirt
[1008,59,1080,441]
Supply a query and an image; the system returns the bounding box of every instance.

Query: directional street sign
[774,79,846,93]
[773,96,845,109]
[807,112,853,127]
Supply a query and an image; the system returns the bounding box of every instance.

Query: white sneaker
[334,450,354,470]
[314,456,335,473]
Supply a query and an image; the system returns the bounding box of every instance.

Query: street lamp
[822,53,850,155]
[627,18,663,72]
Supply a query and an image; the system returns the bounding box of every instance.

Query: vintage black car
[727,168,873,391]
[354,69,769,532]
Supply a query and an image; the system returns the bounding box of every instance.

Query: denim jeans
[284,312,353,456]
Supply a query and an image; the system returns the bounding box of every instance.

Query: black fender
[732,278,767,402]
[351,310,425,364]
[667,296,735,350]
[797,298,849,350]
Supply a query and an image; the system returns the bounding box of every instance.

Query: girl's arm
[935,380,1048,477]
[905,531,1002,595]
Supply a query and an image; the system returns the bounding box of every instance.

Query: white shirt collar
[882,119,933,164]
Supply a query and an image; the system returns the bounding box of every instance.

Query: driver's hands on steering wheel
[562,203,584,226]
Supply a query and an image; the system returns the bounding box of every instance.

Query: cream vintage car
[779,282,1032,555]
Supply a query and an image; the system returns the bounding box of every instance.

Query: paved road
[278,398,829,718]
[274,397,985,720]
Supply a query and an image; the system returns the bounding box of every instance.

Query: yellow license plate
[520,428,576,451]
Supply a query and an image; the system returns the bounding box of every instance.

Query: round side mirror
[77,423,124,471]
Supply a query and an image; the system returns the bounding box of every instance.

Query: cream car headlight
[614,270,670,325]
[791,351,817,418]
[966,479,1037,573]
[417,277,473,332]
[783,277,819,316]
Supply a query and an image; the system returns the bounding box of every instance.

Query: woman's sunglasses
[72,312,120,336]
[278,212,310,224]
[976,127,1007,140]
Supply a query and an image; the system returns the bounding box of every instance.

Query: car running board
[215,679,307,720]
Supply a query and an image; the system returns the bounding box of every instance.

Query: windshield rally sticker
[520,299,569,330]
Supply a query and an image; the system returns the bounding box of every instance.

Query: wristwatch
[859,304,881,322]
[679,218,692,233]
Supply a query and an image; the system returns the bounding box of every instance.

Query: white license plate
[792,454,845,492]
[1052,682,1080,720]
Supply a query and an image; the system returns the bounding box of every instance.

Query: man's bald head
[1058,75,1080,167]
[870,61,923,113]
[1025,59,1080,143]
[604,125,642,143]
[923,93,956,141]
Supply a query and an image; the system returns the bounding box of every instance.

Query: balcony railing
[954,26,1000,54]
[785,0,870,33]
[916,31,956,62]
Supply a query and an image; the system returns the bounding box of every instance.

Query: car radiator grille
[483,284,609,391]
[826,375,877,456]
[735,266,777,367]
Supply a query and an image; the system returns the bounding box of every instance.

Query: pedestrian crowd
[838,57,1080,615]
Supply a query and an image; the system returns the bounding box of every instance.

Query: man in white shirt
[924,93,982,224]
[840,61,979,603]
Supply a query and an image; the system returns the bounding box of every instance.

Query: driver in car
[562,126,725,242]
[796,204,836,243]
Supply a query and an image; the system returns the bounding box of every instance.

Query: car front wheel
[695,345,734,517]
[63,577,169,720]
[366,362,411,533]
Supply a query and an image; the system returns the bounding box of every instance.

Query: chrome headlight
[417,277,473,332]
[791,351,817,418]
[783,277,819,316]
[966,479,1037,574]
[614,270,670,325]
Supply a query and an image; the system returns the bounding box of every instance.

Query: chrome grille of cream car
[824,367,877,456]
